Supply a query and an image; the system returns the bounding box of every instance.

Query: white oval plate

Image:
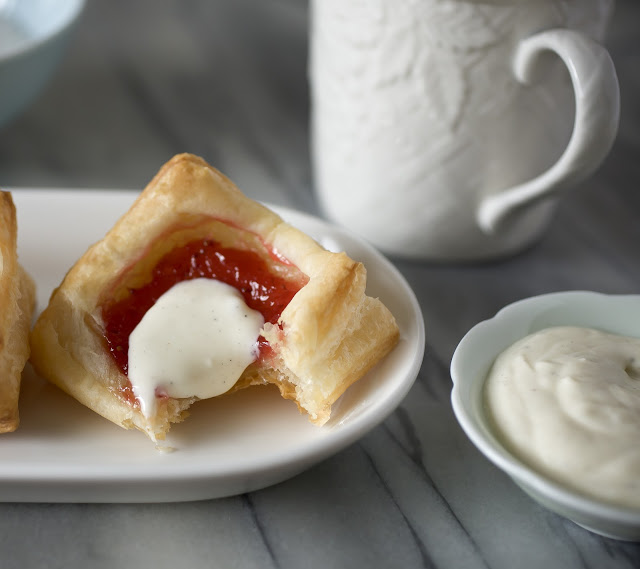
[451,291,640,541]
[5,189,424,503]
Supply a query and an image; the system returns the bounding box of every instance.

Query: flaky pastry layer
[0,192,36,433]
[30,154,399,440]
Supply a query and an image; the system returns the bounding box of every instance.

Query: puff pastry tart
[30,154,399,441]
[0,191,36,433]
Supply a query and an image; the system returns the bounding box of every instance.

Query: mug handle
[476,29,620,233]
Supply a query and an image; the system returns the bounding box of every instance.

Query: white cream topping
[485,326,640,507]
[128,278,264,419]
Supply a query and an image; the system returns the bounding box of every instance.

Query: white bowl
[450,291,640,541]
[0,0,85,128]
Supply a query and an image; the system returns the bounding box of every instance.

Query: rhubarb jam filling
[100,218,308,403]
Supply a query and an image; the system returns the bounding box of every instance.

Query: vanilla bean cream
[485,326,640,507]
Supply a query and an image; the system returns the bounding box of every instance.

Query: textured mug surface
[310,0,619,261]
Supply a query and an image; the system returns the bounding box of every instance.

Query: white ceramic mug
[309,0,620,261]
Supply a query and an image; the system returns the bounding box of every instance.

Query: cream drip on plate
[128,278,264,419]
[484,326,640,508]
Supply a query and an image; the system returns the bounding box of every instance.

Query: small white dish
[0,0,85,128]
[4,188,424,503]
[451,291,640,541]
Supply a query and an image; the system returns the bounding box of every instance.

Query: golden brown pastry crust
[30,154,399,440]
[0,192,36,433]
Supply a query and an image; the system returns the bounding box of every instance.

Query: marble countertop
[1,1,640,567]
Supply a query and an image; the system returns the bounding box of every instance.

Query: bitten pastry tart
[30,154,399,441]
[0,191,36,433]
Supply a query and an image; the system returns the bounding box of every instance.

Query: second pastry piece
[30,154,399,441]
[0,191,36,433]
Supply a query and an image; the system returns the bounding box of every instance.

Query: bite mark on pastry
[29,154,400,441]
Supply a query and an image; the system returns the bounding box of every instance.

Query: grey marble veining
[1,0,640,568]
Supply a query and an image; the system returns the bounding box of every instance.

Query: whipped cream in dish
[484,326,640,508]
[128,278,264,419]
